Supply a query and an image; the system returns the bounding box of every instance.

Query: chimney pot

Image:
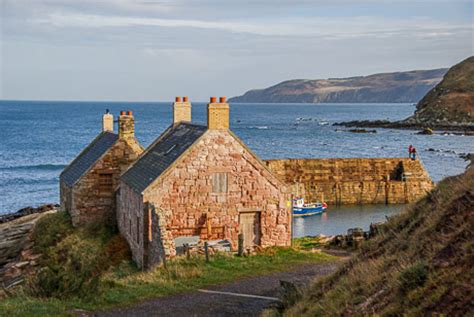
[175,96,182,102]
[219,96,226,103]
[210,97,217,103]
[183,96,189,102]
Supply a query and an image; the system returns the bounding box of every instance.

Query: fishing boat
[292,198,327,217]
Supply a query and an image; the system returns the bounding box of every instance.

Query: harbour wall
[264,158,434,205]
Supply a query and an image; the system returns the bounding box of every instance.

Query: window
[165,144,177,155]
[212,172,228,193]
[98,172,113,194]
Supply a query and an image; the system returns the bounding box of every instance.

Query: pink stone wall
[142,130,292,257]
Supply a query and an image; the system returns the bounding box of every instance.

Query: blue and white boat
[292,198,327,217]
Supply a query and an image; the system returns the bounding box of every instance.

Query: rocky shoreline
[333,120,474,134]
[0,204,59,224]
[0,205,58,290]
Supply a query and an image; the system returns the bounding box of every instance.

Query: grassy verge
[0,214,337,317]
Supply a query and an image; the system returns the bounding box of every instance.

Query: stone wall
[67,137,143,227]
[116,182,145,267]
[145,130,291,249]
[120,130,291,269]
[59,182,72,214]
[264,158,434,205]
[146,204,173,269]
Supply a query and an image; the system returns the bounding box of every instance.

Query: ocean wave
[248,126,270,130]
[0,164,67,171]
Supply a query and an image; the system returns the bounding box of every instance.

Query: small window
[98,173,113,194]
[212,172,228,193]
[165,144,177,155]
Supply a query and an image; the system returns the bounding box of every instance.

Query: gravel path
[94,254,348,317]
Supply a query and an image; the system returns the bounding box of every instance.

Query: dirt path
[94,254,349,317]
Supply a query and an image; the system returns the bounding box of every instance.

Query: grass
[292,236,327,250]
[282,165,474,316]
[0,213,337,317]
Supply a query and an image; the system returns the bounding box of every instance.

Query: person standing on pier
[408,145,413,158]
[411,147,417,160]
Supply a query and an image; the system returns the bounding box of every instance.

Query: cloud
[36,12,471,40]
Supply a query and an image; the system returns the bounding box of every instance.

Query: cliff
[230,68,446,103]
[336,56,474,130]
[284,164,474,316]
[399,56,474,128]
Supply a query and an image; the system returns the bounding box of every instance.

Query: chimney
[102,109,113,132]
[207,96,229,130]
[118,110,135,139]
[173,96,192,125]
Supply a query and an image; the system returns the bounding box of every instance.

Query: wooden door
[239,212,261,248]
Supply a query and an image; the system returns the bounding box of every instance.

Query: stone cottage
[118,97,292,269]
[60,111,143,227]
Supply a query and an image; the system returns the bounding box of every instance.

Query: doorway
[239,212,261,248]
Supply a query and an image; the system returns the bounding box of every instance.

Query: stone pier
[264,158,434,205]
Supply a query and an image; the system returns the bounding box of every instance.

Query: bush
[398,262,429,294]
[28,212,132,299]
[29,234,105,299]
[31,212,73,254]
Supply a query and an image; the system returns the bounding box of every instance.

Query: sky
[0,0,472,101]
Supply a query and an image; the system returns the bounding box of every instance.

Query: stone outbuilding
[60,111,143,227]
[117,97,292,269]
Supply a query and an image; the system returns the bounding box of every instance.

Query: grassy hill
[401,56,474,127]
[283,163,473,316]
[230,68,446,103]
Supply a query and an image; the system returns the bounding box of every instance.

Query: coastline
[333,120,474,134]
[0,204,59,224]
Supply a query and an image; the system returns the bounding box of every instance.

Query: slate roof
[61,132,119,187]
[122,122,207,193]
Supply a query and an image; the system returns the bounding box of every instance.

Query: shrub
[398,262,429,294]
[29,234,105,299]
[31,212,73,254]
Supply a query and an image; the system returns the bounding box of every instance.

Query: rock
[417,128,434,135]
[0,203,58,224]
[348,129,377,134]
[14,261,30,269]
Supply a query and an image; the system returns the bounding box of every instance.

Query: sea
[1,100,472,235]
